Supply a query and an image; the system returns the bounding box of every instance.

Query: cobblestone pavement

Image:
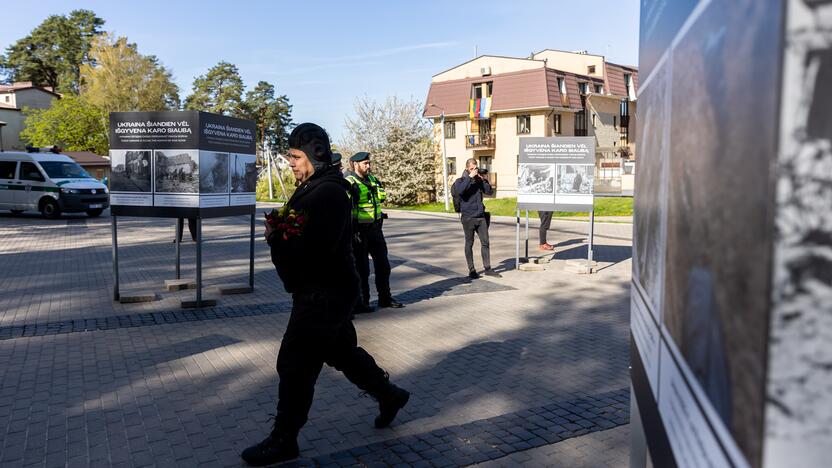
[0,208,633,467]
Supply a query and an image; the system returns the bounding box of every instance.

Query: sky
[0,1,640,142]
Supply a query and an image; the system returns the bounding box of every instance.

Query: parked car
[0,150,110,218]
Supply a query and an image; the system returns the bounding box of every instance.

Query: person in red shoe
[538,211,555,251]
[241,123,410,467]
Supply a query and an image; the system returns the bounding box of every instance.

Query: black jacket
[452,172,492,218]
[267,166,359,295]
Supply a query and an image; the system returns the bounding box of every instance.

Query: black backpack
[451,180,462,213]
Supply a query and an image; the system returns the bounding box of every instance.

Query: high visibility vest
[346,174,386,223]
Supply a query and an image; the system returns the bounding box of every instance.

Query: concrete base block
[565,260,598,274]
[180,296,218,308]
[164,278,196,291]
[118,292,158,303]
[215,284,253,295]
[519,263,545,272]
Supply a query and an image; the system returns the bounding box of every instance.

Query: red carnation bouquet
[265,206,307,241]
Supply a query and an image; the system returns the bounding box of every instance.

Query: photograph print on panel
[199,151,229,193]
[231,154,257,193]
[154,150,199,193]
[110,150,152,192]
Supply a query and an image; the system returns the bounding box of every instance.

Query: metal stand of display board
[515,208,531,269]
[515,207,596,272]
[112,210,256,308]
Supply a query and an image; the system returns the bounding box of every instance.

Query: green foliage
[184,62,244,115]
[341,97,434,205]
[391,197,634,218]
[256,167,296,202]
[241,81,293,155]
[80,34,180,112]
[20,94,108,154]
[0,10,104,93]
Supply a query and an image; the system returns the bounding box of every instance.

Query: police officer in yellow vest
[345,152,404,313]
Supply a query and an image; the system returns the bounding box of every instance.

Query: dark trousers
[461,216,491,271]
[352,223,392,304]
[538,211,553,244]
[275,290,389,437]
[176,217,197,242]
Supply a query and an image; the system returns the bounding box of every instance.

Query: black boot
[374,383,410,428]
[240,429,299,466]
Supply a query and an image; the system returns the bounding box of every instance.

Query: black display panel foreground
[109,111,257,218]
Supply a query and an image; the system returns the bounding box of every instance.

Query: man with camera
[344,152,404,313]
[452,158,502,279]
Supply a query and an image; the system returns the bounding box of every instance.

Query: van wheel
[40,199,61,219]
[86,209,103,217]
[10,210,24,215]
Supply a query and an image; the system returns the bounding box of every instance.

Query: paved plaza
[0,207,634,467]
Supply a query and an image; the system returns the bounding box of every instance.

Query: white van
[0,150,110,218]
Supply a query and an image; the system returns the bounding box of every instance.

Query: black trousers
[461,216,491,271]
[275,290,389,437]
[538,211,553,244]
[352,222,392,303]
[176,217,197,242]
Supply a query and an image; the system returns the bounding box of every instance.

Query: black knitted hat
[288,123,333,170]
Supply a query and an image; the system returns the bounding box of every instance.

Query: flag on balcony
[469,98,492,120]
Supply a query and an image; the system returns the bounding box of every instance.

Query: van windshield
[39,161,92,179]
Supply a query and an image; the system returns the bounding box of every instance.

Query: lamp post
[429,104,450,211]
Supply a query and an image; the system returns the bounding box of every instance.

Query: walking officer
[345,152,404,313]
[241,124,410,466]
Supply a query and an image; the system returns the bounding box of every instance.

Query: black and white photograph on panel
[231,154,257,193]
[154,150,199,193]
[556,164,593,194]
[110,150,151,192]
[517,164,555,194]
[198,151,229,193]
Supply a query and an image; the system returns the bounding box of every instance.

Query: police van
[0,149,110,218]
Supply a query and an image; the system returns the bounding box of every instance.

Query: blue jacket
[452,172,492,218]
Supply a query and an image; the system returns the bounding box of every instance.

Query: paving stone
[0,210,633,466]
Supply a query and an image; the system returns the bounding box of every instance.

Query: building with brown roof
[0,82,61,152]
[423,50,638,198]
[63,151,111,181]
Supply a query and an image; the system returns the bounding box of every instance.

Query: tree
[0,10,104,93]
[184,62,244,115]
[341,96,434,205]
[80,34,180,112]
[20,94,108,154]
[242,81,293,156]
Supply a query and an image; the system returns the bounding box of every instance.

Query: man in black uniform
[344,152,404,312]
[241,124,410,466]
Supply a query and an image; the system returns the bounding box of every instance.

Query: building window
[479,156,492,172]
[614,115,617,129]
[553,114,562,134]
[624,73,635,99]
[575,111,587,136]
[448,159,456,175]
[620,126,630,145]
[588,65,596,74]
[472,82,493,99]
[444,121,455,139]
[594,84,603,94]
[517,115,531,134]
[3,96,8,102]
[578,82,588,95]
[557,77,566,94]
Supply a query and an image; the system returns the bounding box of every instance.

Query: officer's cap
[350,152,371,162]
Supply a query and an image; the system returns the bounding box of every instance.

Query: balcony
[465,133,496,149]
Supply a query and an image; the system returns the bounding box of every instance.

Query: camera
[477,168,489,175]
